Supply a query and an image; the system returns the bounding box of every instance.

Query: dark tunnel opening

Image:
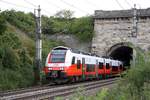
[109,46,133,66]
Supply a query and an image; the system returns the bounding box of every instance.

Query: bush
[0,31,34,90]
[1,45,20,70]
[0,45,34,90]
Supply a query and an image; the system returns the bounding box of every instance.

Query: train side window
[92,65,95,71]
[120,65,122,70]
[86,64,95,72]
[72,56,75,64]
[86,64,89,72]
[99,62,103,69]
[77,60,81,69]
[106,63,110,69]
[82,58,85,66]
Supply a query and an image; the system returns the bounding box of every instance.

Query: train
[43,46,124,84]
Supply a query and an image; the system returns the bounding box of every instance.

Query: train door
[82,58,85,79]
[96,60,98,78]
[104,59,106,78]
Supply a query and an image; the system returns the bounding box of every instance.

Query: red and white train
[43,46,124,83]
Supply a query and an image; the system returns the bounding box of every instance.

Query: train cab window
[99,62,103,69]
[106,63,110,69]
[72,56,75,64]
[77,60,81,69]
[50,50,66,63]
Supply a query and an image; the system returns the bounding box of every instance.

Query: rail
[0,78,119,100]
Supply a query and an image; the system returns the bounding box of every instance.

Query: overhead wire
[84,0,99,9]
[44,0,62,9]
[128,0,134,7]
[115,0,125,10]
[0,0,95,16]
[42,9,53,16]
[24,0,37,7]
[24,0,53,16]
[0,0,34,10]
[124,0,132,8]
[59,0,89,14]
[124,0,142,16]
[0,0,53,16]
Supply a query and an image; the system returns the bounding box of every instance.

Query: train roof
[53,46,70,50]
[52,46,123,64]
[52,46,100,57]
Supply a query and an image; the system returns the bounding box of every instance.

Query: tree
[42,16,54,34]
[54,9,74,19]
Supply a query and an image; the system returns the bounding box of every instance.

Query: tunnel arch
[106,42,133,66]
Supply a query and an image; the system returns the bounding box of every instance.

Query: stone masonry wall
[92,17,150,56]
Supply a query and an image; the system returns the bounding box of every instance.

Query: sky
[0,0,150,17]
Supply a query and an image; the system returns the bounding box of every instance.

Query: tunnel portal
[107,43,133,66]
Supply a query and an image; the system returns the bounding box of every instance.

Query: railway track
[0,84,53,97]
[0,78,119,100]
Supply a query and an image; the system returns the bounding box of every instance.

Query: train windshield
[50,50,67,63]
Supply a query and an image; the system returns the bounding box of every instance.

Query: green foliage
[0,45,34,90]
[1,10,35,36]
[70,17,94,42]
[51,18,72,34]
[54,9,74,19]
[0,31,34,90]
[0,13,6,34]
[0,66,33,90]
[58,86,86,100]
[0,32,22,49]
[42,16,55,34]
[50,16,94,42]
[1,45,19,70]
[95,88,109,100]
[1,10,94,42]
[55,87,108,100]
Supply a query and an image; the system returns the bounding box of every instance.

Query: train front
[43,46,71,83]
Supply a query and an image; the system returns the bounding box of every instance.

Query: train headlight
[48,67,52,70]
[60,67,64,70]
